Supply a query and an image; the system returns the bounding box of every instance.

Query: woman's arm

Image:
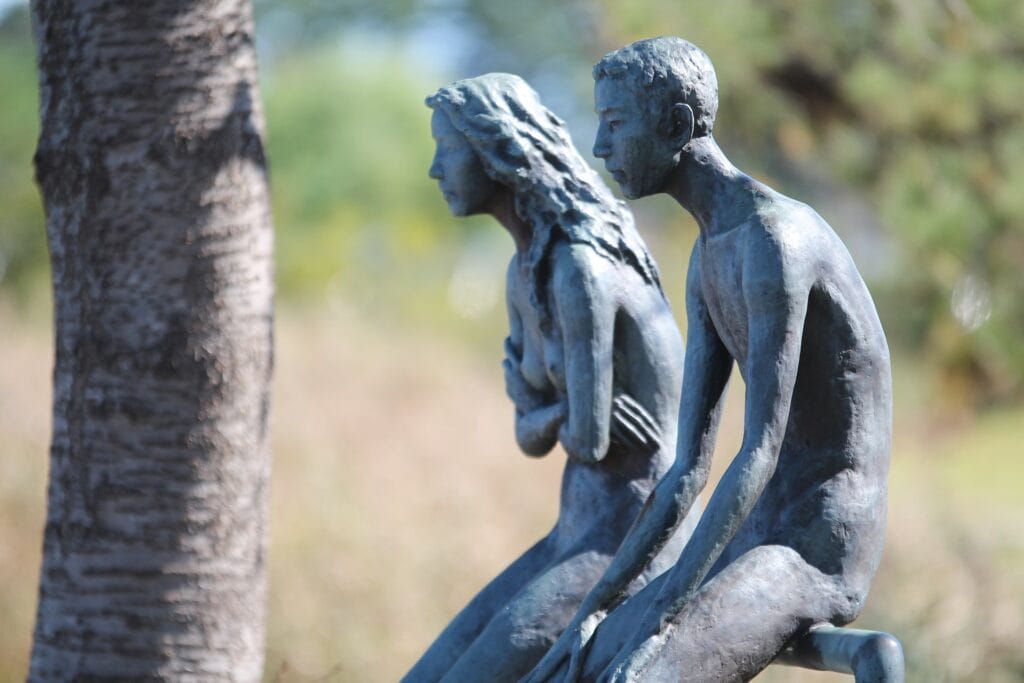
[505,260,564,455]
[514,401,565,456]
[523,244,733,683]
[549,241,616,464]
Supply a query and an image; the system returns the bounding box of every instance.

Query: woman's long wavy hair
[426,73,664,328]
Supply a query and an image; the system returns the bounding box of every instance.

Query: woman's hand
[610,393,662,455]
[503,357,547,413]
[503,336,549,413]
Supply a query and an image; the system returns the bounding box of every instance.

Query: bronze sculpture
[525,36,900,683]
[405,73,699,682]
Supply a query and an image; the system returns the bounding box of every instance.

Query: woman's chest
[509,272,566,393]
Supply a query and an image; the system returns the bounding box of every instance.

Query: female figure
[403,74,698,682]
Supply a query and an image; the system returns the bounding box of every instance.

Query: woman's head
[428,105,500,217]
[426,73,663,315]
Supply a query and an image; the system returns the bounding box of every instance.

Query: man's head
[592,37,718,199]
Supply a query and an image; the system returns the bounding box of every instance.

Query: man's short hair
[593,37,718,136]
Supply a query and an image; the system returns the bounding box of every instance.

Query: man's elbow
[668,455,710,501]
[736,442,781,489]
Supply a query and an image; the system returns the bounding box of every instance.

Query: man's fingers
[565,633,593,681]
[521,647,567,683]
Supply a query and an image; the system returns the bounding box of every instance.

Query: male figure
[525,37,894,682]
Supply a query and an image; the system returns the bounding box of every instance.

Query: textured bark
[28,1,273,680]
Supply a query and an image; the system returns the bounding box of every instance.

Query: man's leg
[582,544,850,681]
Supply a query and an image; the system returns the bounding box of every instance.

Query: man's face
[593,76,678,200]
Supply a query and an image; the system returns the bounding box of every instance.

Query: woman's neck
[489,189,533,253]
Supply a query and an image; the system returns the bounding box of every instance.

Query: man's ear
[666,103,695,151]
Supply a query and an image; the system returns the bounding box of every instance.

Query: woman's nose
[428,157,443,179]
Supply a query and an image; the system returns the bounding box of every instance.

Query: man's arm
[522,245,732,683]
[585,245,733,609]
[598,228,810,681]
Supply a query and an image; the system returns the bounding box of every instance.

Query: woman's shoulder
[547,238,608,277]
[547,239,609,294]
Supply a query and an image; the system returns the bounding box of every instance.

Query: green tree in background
[592,0,1024,404]
[2,0,1023,404]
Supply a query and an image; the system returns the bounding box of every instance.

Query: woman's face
[429,108,499,217]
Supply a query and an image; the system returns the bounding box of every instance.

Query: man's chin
[619,183,648,200]
[614,181,638,199]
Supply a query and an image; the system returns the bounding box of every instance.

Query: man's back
[692,183,892,592]
[524,37,895,682]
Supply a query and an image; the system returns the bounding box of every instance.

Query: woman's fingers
[503,335,522,362]
[614,394,660,438]
[611,410,649,448]
[611,394,661,452]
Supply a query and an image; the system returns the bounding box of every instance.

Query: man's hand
[596,633,664,683]
[521,610,606,683]
[563,610,606,680]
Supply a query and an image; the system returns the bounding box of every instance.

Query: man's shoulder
[750,186,822,233]
[746,189,836,261]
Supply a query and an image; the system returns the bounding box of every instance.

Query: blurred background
[1,0,1023,680]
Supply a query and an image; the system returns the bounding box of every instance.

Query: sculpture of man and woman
[406,36,904,683]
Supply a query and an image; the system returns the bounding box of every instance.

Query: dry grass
[1,302,1022,682]
[0,300,50,681]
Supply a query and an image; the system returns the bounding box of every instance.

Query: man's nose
[428,157,443,179]
[593,128,610,159]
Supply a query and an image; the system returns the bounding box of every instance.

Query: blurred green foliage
[262,42,512,347]
[266,46,445,296]
[0,7,45,300]
[1,4,1023,681]
[2,0,1024,403]
[590,0,1024,404]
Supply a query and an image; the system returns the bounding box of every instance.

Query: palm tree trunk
[28,1,274,679]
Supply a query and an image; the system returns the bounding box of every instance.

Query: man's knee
[832,577,870,625]
[777,626,904,683]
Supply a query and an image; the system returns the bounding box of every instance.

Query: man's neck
[664,136,757,236]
